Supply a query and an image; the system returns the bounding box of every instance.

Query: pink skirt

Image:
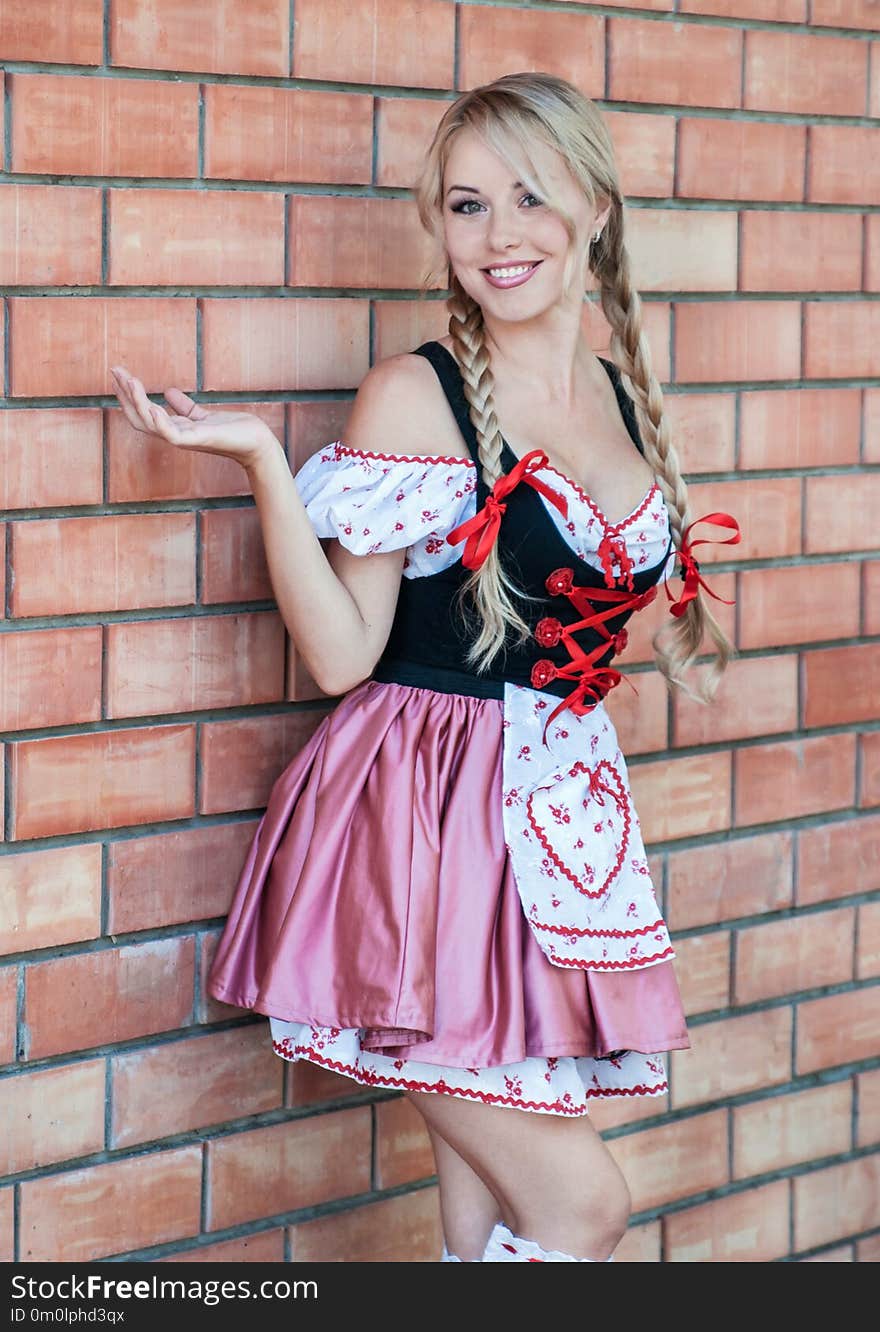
[207,678,690,1114]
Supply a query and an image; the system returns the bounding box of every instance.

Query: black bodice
[371,341,674,710]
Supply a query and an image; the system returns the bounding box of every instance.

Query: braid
[591,215,736,701]
[447,273,542,670]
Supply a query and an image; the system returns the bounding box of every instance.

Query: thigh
[404,1088,631,1229]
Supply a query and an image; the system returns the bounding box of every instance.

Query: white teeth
[487,264,536,278]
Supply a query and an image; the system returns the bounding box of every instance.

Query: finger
[110,370,150,432]
[127,375,166,434]
[164,386,208,421]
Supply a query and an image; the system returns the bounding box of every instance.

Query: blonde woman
[112,72,740,1263]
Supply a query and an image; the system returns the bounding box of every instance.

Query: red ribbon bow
[665,511,742,619]
[447,449,569,571]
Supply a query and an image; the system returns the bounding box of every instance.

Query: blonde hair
[415,71,734,703]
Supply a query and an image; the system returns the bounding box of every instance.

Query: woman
[112,72,740,1264]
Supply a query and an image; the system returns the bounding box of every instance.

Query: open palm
[111,366,277,470]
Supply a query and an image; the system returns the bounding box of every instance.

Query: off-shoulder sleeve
[294,442,477,577]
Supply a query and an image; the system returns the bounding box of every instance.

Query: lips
[481,260,543,290]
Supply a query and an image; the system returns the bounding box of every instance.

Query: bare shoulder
[343,348,469,461]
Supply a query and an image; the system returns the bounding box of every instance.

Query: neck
[479,298,595,405]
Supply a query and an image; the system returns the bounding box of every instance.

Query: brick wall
[1,0,878,1263]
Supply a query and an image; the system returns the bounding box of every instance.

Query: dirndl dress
[207,342,700,1116]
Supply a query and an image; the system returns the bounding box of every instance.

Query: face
[441,127,608,322]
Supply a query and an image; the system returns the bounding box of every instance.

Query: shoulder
[344,348,470,462]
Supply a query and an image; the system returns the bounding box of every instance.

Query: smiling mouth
[481,261,542,279]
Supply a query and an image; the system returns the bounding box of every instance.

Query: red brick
[735,909,855,1005]
[673,654,797,746]
[675,301,801,383]
[372,299,451,363]
[10,73,198,176]
[289,1186,442,1263]
[200,509,274,605]
[604,674,668,756]
[163,1231,285,1263]
[863,732,880,807]
[804,644,880,728]
[9,297,197,399]
[288,403,353,469]
[628,751,732,844]
[738,563,861,651]
[288,197,435,290]
[106,613,284,718]
[609,17,741,109]
[615,1220,661,1265]
[605,1110,729,1212]
[805,301,880,380]
[111,0,288,77]
[106,403,277,503]
[0,408,103,509]
[668,831,793,930]
[10,513,195,617]
[800,1244,855,1261]
[858,1232,880,1261]
[286,650,329,706]
[10,725,196,840]
[740,388,861,470]
[0,843,102,955]
[0,1188,11,1262]
[0,628,102,731]
[207,1109,372,1231]
[745,29,867,115]
[376,97,446,189]
[19,1147,202,1262]
[287,1056,370,1109]
[107,820,257,934]
[673,932,730,1016]
[665,1178,790,1262]
[857,1068,880,1148]
[112,1026,282,1148]
[0,968,17,1064]
[0,1061,105,1174]
[201,298,369,393]
[670,1007,792,1110]
[797,988,880,1074]
[734,734,857,827]
[605,110,677,202]
[742,211,861,293]
[798,815,880,906]
[206,85,372,185]
[0,0,103,63]
[859,389,879,462]
[805,474,880,553]
[794,1156,880,1251]
[686,476,804,564]
[0,184,100,285]
[677,116,806,203]
[733,1082,852,1180]
[24,937,195,1060]
[857,902,880,981]
[199,711,328,815]
[809,125,880,206]
[460,5,604,94]
[868,217,880,292]
[197,931,251,1024]
[811,0,880,25]
[109,189,284,286]
[375,1096,436,1190]
[629,208,737,292]
[293,0,454,88]
[657,390,736,476]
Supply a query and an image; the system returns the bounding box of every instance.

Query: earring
[592,230,602,243]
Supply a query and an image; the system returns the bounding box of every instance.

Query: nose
[486,205,523,254]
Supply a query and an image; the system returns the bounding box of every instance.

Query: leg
[424,1122,502,1261]
[404,1089,631,1262]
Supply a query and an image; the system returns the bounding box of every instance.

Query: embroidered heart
[525,759,631,899]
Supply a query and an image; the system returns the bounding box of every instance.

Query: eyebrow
[445,182,525,197]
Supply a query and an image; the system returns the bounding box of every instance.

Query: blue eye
[450,193,543,215]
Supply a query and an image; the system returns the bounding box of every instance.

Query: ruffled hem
[271,1020,670,1117]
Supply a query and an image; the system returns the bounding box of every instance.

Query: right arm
[246,352,445,695]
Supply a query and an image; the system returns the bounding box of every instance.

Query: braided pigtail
[590,213,736,702]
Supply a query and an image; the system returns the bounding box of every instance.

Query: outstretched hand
[110,366,278,471]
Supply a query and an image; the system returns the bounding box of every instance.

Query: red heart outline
[525,759,631,900]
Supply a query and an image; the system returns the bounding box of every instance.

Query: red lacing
[531,569,660,746]
[446,448,569,571]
